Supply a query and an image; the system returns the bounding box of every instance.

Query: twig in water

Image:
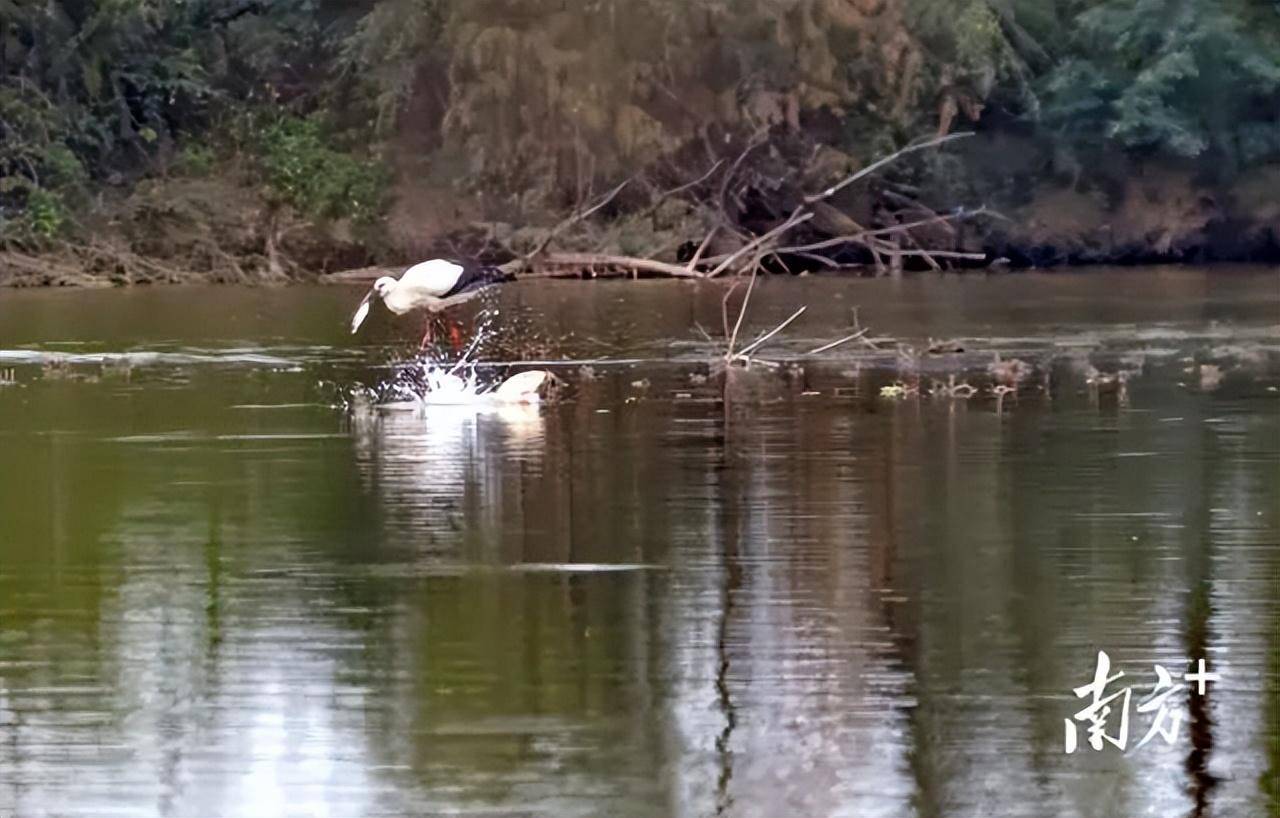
[806,328,870,355]
[735,306,807,359]
[722,280,743,342]
[725,271,758,356]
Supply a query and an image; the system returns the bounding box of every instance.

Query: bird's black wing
[439,260,514,299]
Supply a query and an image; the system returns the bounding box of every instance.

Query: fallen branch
[704,206,991,263]
[521,252,702,278]
[702,211,814,278]
[522,178,631,266]
[873,247,986,261]
[806,328,870,355]
[685,225,719,274]
[802,132,974,208]
[644,159,725,217]
[695,134,977,278]
[725,272,758,356]
[735,306,807,358]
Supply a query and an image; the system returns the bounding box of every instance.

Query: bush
[257,116,390,224]
[175,143,218,177]
[23,189,68,238]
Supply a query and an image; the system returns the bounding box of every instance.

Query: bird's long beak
[350,289,374,334]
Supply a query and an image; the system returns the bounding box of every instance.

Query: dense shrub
[256,116,390,224]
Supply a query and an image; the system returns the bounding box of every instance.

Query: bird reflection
[350,403,546,555]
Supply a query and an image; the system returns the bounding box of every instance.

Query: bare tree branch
[801,132,974,207]
[735,306,806,358]
[521,178,632,266]
[703,211,814,278]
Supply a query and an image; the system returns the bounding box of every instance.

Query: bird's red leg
[420,315,435,350]
[447,316,465,351]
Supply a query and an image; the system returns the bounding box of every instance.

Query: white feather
[397,260,464,297]
[493,370,549,403]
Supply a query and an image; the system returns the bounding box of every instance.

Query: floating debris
[1198,364,1223,390]
[927,338,966,355]
[988,353,1033,386]
[880,382,922,399]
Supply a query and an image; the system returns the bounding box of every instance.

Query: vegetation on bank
[2,0,1278,283]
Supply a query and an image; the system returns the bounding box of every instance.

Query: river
[0,267,1277,817]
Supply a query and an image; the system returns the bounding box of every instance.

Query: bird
[349,259,512,345]
[490,370,553,403]
[415,368,555,406]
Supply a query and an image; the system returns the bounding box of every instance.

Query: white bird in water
[415,368,554,407]
[350,259,512,343]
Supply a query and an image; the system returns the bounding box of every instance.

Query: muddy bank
[0,175,373,288]
[3,157,1279,288]
[989,165,1280,266]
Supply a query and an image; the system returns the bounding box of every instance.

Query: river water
[0,268,1277,818]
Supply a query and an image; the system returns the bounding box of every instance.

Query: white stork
[350,259,512,343]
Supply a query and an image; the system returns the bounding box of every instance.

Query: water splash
[345,308,556,411]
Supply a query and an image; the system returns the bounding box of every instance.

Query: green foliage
[2,0,1279,244]
[910,0,1030,100]
[0,83,84,244]
[23,190,70,239]
[175,143,217,177]
[1039,0,1280,167]
[337,0,449,136]
[257,116,390,223]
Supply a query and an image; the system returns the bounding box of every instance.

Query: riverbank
[4,155,1278,288]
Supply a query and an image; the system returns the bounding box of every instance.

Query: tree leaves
[1041,0,1280,165]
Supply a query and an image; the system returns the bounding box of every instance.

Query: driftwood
[509,252,702,279]
[323,131,989,286]
[521,178,632,268]
[509,131,984,282]
[0,240,233,288]
[714,257,888,370]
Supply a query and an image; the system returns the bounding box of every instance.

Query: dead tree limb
[703,211,814,278]
[801,132,973,208]
[521,178,631,267]
[644,159,725,217]
[725,271,758,356]
[524,252,702,278]
[736,306,807,358]
[806,328,870,355]
[685,225,719,274]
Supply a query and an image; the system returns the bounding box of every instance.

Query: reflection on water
[0,269,1277,818]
